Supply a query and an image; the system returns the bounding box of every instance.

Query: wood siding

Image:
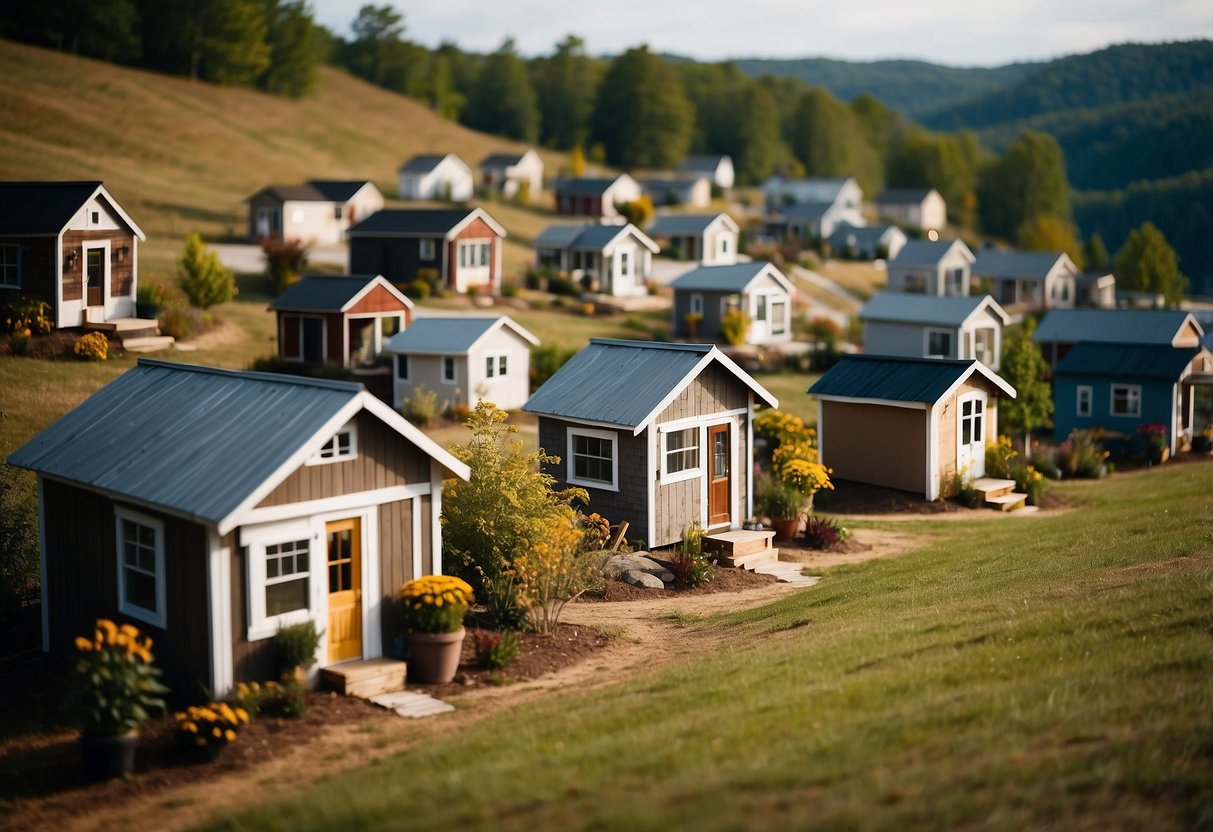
[280,314,300,359]
[820,402,928,495]
[447,216,500,291]
[229,536,277,684]
[938,379,997,492]
[658,363,748,421]
[256,412,430,508]
[654,465,699,548]
[62,229,136,300]
[378,496,424,659]
[348,283,411,316]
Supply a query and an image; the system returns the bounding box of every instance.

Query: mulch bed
[578,565,777,603]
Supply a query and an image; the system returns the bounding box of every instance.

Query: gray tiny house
[524,339,777,548]
[669,262,795,346]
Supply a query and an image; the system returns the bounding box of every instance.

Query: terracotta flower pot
[407,627,466,683]
[772,517,800,541]
[81,729,138,781]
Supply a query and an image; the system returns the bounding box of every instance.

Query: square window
[380,316,400,338]
[1111,384,1141,417]
[419,238,436,260]
[569,429,617,489]
[0,245,18,289]
[926,329,952,358]
[264,539,310,618]
[664,427,700,479]
[310,425,358,465]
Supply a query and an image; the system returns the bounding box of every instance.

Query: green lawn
[207,464,1213,831]
[752,371,822,426]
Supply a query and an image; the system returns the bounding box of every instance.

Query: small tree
[614,194,654,227]
[1114,222,1185,307]
[262,238,310,295]
[510,507,598,635]
[719,308,751,345]
[178,233,235,309]
[999,319,1053,450]
[568,143,587,177]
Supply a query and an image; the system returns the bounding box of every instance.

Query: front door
[957,393,987,478]
[326,518,362,663]
[301,317,324,363]
[85,248,104,308]
[708,423,731,527]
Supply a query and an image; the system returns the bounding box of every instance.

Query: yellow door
[326,518,362,662]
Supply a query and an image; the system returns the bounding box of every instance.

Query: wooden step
[122,335,176,352]
[321,658,407,698]
[719,548,781,571]
[973,477,1016,500]
[985,491,1027,512]
[703,529,776,558]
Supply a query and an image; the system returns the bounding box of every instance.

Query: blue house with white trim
[669,262,795,346]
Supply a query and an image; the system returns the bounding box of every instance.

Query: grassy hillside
[210,463,1213,830]
[0,39,565,276]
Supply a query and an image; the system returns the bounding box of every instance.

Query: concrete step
[721,548,781,571]
[369,690,455,719]
[122,335,176,353]
[973,477,1016,500]
[704,529,776,558]
[985,491,1028,512]
[321,658,407,698]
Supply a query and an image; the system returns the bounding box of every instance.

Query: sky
[310,0,1213,67]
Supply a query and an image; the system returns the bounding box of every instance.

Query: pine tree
[591,46,692,169]
[466,38,539,144]
[178,233,236,309]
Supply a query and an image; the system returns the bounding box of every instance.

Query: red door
[708,424,731,526]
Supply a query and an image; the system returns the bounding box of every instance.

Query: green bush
[482,572,528,631]
[275,620,322,671]
[262,238,310,296]
[500,281,520,298]
[405,278,432,300]
[952,471,983,507]
[670,522,714,587]
[158,297,202,340]
[472,630,519,670]
[179,232,236,308]
[402,384,439,426]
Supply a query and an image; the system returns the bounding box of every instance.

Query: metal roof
[270,275,410,313]
[524,339,776,431]
[534,224,588,248]
[670,262,782,293]
[533,222,657,253]
[0,180,144,238]
[859,292,1008,327]
[875,187,935,204]
[809,354,1014,403]
[348,208,503,237]
[1033,309,1201,345]
[889,239,973,267]
[385,315,537,354]
[777,200,833,220]
[479,152,529,168]
[680,154,729,172]
[308,180,374,201]
[553,176,626,196]
[827,222,901,249]
[973,249,1070,279]
[1053,343,1198,380]
[649,213,731,236]
[7,360,467,530]
[399,153,464,173]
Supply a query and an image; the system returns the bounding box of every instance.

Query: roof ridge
[135,359,365,393]
[588,338,714,352]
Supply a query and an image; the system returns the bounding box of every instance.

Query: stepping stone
[369,690,455,718]
[752,562,821,587]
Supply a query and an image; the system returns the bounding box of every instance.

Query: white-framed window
[458,239,491,269]
[443,356,456,383]
[1110,384,1141,417]
[755,294,768,321]
[485,354,507,378]
[308,424,358,466]
[661,427,701,484]
[0,244,19,288]
[114,507,167,629]
[396,355,409,380]
[380,315,401,338]
[619,249,631,277]
[689,293,704,316]
[419,238,436,261]
[770,300,787,335]
[264,538,311,617]
[568,427,618,490]
[926,328,953,358]
[1076,385,1092,417]
[244,519,316,640]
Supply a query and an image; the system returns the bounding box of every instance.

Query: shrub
[530,343,576,392]
[800,515,849,550]
[417,268,441,295]
[511,508,598,634]
[404,278,432,300]
[985,435,1017,479]
[261,237,309,296]
[158,295,202,340]
[952,470,982,507]
[399,575,474,633]
[180,232,236,308]
[402,384,439,426]
[719,308,750,345]
[1,296,52,335]
[73,331,109,361]
[481,572,529,631]
[1056,429,1109,478]
[174,702,250,753]
[547,272,580,297]
[1015,464,1047,506]
[669,522,714,587]
[275,620,322,671]
[0,464,39,627]
[71,619,168,737]
[472,630,519,669]
[500,281,520,298]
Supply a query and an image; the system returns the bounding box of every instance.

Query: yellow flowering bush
[72,618,168,737]
[2,297,52,335]
[174,702,250,751]
[755,409,833,516]
[399,575,474,633]
[511,508,599,635]
[73,331,109,361]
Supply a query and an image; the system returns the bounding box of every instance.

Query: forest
[2,2,1210,289]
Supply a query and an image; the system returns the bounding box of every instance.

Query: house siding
[465,327,533,411]
[377,494,431,659]
[350,238,426,289]
[864,321,960,359]
[1053,374,1176,453]
[348,283,411,316]
[63,228,136,301]
[0,236,56,310]
[820,402,927,494]
[394,354,466,410]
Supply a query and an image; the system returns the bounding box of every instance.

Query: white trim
[658,424,703,485]
[207,527,234,697]
[1110,383,1142,418]
[235,483,432,529]
[746,402,755,519]
[411,495,423,579]
[82,239,111,318]
[567,426,619,491]
[336,274,414,314]
[628,347,778,436]
[55,184,146,241]
[243,517,315,641]
[114,506,168,629]
[646,428,657,549]
[689,293,704,316]
[933,361,1017,403]
[926,401,941,500]
[431,462,444,574]
[815,394,929,410]
[305,421,359,466]
[1076,385,1093,418]
[657,407,747,433]
[956,390,988,479]
[37,476,48,653]
[362,509,382,660]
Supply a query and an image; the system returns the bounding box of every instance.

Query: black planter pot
[135,302,160,320]
[81,730,138,781]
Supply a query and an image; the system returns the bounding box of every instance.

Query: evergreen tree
[999,319,1054,451]
[788,87,881,195]
[591,46,693,169]
[178,233,236,309]
[977,130,1070,239]
[531,35,598,150]
[1114,221,1185,306]
[1083,232,1110,272]
[730,83,781,185]
[466,38,539,144]
[257,0,325,98]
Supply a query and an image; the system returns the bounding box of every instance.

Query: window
[396,355,409,380]
[479,243,491,266]
[458,239,491,269]
[755,295,768,321]
[0,244,18,289]
[770,300,787,335]
[1111,384,1141,417]
[689,294,703,316]
[662,427,700,483]
[419,238,436,260]
[926,329,953,358]
[720,236,730,256]
[309,425,357,465]
[1076,385,1092,418]
[443,356,456,383]
[334,205,343,220]
[264,539,310,617]
[91,210,100,224]
[568,428,617,490]
[485,354,507,378]
[114,508,166,628]
[619,249,631,277]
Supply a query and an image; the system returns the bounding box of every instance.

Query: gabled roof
[7,360,468,535]
[308,180,376,201]
[398,153,467,174]
[553,175,632,196]
[776,200,835,221]
[827,222,903,248]
[889,239,974,268]
[1033,309,1203,345]
[874,187,937,205]
[859,292,1009,327]
[479,150,536,168]
[250,184,326,203]
[649,213,737,236]
[524,339,777,434]
[809,354,1015,404]
[533,222,658,253]
[347,207,506,238]
[0,180,145,239]
[269,274,413,314]
[1053,343,1197,380]
[670,261,793,294]
[680,154,730,173]
[973,249,1075,279]
[384,315,538,355]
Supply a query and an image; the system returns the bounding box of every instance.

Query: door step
[122,335,176,353]
[972,477,1016,500]
[985,491,1028,512]
[321,658,407,698]
[704,529,776,559]
[751,561,821,587]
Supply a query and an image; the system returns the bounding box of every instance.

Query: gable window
[419,238,436,260]
[926,328,953,358]
[396,355,409,380]
[568,428,617,490]
[0,244,19,289]
[720,236,730,256]
[662,427,700,484]
[1110,384,1141,417]
[334,205,344,220]
[91,210,100,225]
[308,424,358,465]
[1076,385,1092,418]
[443,356,456,383]
[264,539,311,617]
[114,508,166,629]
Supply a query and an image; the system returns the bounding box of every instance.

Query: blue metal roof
[875,187,934,204]
[385,316,530,354]
[809,354,1006,403]
[889,239,971,267]
[973,249,1069,279]
[554,177,624,196]
[533,222,655,253]
[827,222,900,250]
[1053,343,1197,380]
[859,293,1002,327]
[1033,309,1199,345]
[669,262,772,292]
[649,214,728,235]
[7,360,364,526]
[270,275,384,312]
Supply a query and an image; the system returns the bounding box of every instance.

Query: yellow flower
[186,722,197,733]
[119,623,139,638]
[212,727,222,738]
[235,707,250,724]
[74,636,93,652]
[225,729,236,742]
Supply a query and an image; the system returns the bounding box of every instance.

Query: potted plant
[135,282,163,320]
[399,575,474,683]
[1138,422,1169,464]
[71,618,168,781]
[173,702,250,763]
[756,474,809,540]
[275,619,322,681]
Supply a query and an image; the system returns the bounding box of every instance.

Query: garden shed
[8,360,469,695]
[809,355,1016,499]
[669,261,794,346]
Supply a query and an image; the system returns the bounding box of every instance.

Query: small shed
[648,213,739,265]
[532,222,658,296]
[397,154,474,201]
[478,149,544,200]
[809,355,1017,499]
[669,262,795,346]
[7,359,469,694]
[524,339,778,548]
[639,176,712,209]
[679,155,734,190]
[826,221,907,261]
[859,293,1009,369]
[973,249,1078,310]
[886,239,974,296]
[271,274,413,368]
[246,180,383,245]
[385,315,539,412]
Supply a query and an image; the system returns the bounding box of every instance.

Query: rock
[622,569,667,589]
[604,553,675,583]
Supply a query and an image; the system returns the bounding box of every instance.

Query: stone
[605,553,675,583]
[622,568,667,589]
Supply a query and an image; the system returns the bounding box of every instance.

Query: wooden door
[301,317,324,363]
[326,518,362,663]
[708,424,731,527]
[85,249,104,307]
